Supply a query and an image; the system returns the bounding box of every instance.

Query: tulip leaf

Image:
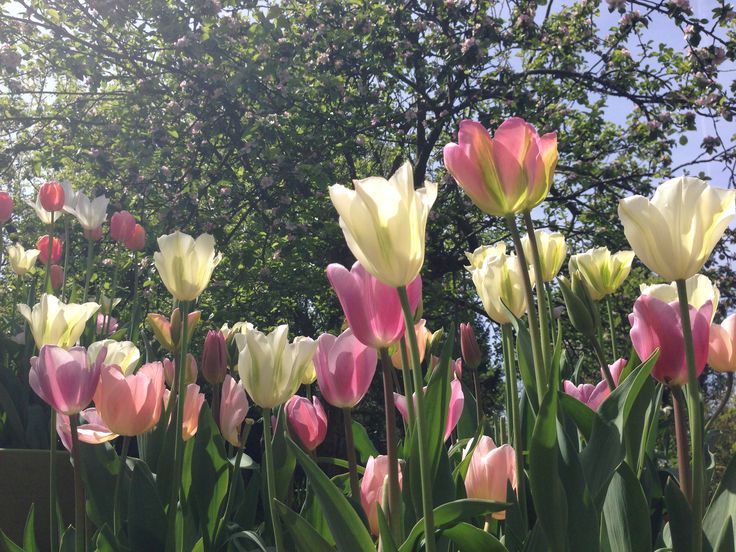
[226,530,270,552]
[376,505,400,552]
[271,406,296,501]
[505,311,537,412]
[663,477,695,552]
[713,517,734,552]
[79,441,123,529]
[275,499,337,552]
[286,437,375,552]
[703,454,736,549]
[0,527,22,551]
[299,481,335,546]
[602,462,652,552]
[441,522,507,551]
[351,419,379,464]
[128,461,166,552]
[559,391,595,441]
[455,380,478,439]
[20,504,37,552]
[399,499,508,552]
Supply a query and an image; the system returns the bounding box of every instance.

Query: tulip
[125,223,145,251]
[606,358,627,386]
[7,243,40,276]
[219,374,249,446]
[394,378,464,441]
[25,193,55,225]
[463,436,516,519]
[84,225,103,241]
[201,330,228,384]
[95,362,165,436]
[568,247,635,300]
[64,192,109,231]
[99,294,121,316]
[709,314,736,372]
[147,309,201,352]
[521,229,566,282]
[36,234,62,265]
[451,357,463,378]
[326,261,422,349]
[640,274,719,321]
[300,358,317,385]
[0,191,13,223]
[618,176,736,281]
[460,322,482,370]
[18,294,100,349]
[443,118,557,216]
[360,455,403,536]
[39,181,65,212]
[29,345,104,415]
[164,384,205,441]
[390,319,430,369]
[328,162,438,288]
[88,339,140,375]
[562,380,609,411]
[465,243,507,269]
[50,265,64,292]
[313,328,377,409]
[628,294,712,385]
[110,210,136,243]
[237,325,317,409]
[468,248,529,325]
[154,231,222,301]
[56,408,118,452]
[95,313,118,336]
[285,395,328,451]
[163,354,198,387]
[221,321,254,343]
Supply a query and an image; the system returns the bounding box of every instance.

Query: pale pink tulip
[464,436,516,519]
[163,384,205,441]
[394,378,464,441]
[562,380,609,411]
[360,455,403,536]
[708,314,736,372]
[96,313,118,336]
[163,354,198,387]
[219,374,249,446]
[56,408,118,451]
[285,395,328,451]
[390,319,430,369]
[606,358,627,385]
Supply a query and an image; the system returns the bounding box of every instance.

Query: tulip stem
[113,437,130,535]
[61,219,69,301]
[398,341,415,426]
[592,338,616,392]
[472,368,483,425]
[263,408,285,552]
[128,259,141,342]
[215,422,250,548]
[675,279,704,552]
[398,286,435,552]
[104,256,120,336]
[606,297,618,360]
[671,386,692,502]
[522,211,552,371]
[502,324,528,530]
[43,215,54,294]
[705,372,733,431]
[212,383,221,428]
[545,283,557,344]
[49,410,59,552]
[505,215,546,404]
[69,415,86,552]
[379,348,403,541]
[342,408,360,499]
[82,238,94,303]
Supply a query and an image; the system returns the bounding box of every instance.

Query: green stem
[214,421,252,547]
[212,383,222,428]
[44,214,54,294]
[592,338,616,391]
[545,282,557,345]
[128,260,141,341]
[671,386,692,502]
[379,348,403,541]
[398,286,435,552]
[104,258,120,336]
[69,415,86,552]
[399,340,415,426]
[606,297,618,360]
[472,368,483,425]
[342,408,360,499]
[263,409,285,551]
[522,211,552,370]
[61,219,70,301]
[49,410,59,552]
[675,279,703,552]
[505,215,546,404]
[82,238,95,303]
[113,437,130,535]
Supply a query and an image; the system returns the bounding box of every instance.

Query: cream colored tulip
[640,274,719,320]
[618,176,736,281]
[153,231,222,301]
[237,325,317,409]
[7,243,40,276]
[521,229,567,282]
[296,337,318,385]
[17,294,100,349]
[568,247,635,300]
[224,321,255,344]
[465,243,507,270]
[468,250,529,325]
[64,191,109,231]
[88,339,141,375]
[329,162,438,288]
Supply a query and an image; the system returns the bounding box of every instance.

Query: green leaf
[22,504,37,552]
[441,522,507,551]
[79,441,123,529]
[287,437,375,552]
[128,462,167,552]
[0,528,24,552]
[506,313,538,412]
[713,517,734,552]
[663,478,694,552]
[602,462,652,552]
[376,505,399,552]
[704,454,736,549]
[351,419,379,464]
[275,499,337,552]
[272,407,296,501]
[559,392,594,441]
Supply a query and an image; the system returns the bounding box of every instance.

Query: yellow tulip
[618,176,736,281]
[7,243,40,276]
[329,162,438,288]
[568,247,635,300]
[468,249,529,325]
[640,274,719,321]
[17,294,100,349]
[153,231,222,301]
[521,229,567,282]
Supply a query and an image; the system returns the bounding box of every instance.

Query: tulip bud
[48,265,63,291]
[84,225,104,241]
[39,181,65,212]
[163,354,198,387]
[361,456,403,536]
[559,275,599,338]
[201,330,227,384]
[0,191,13,223]
[110,210,136,243]
[36,235,63,265]
[171,308,201,349]
[124,223,145,251]
[147,313,175,351]
[463,436,516,520]
[285,395,328,451]
[460,323,482,370]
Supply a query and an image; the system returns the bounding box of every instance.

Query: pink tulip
[285,395,328,451]
[164,384,205,441]
[0,191,13,223]
[56,408,118,452]
[219,374,249,446]
[394,378,464,441]
[95,361,165,436]
[39,181,65,212]
[313,328,377,408]
[201,330,227,384]
[163,354,198,387]
[444,118,557,216]
[464,436,516,519]
[36,234,62,265]
[326,261,422,349]
[390,319,430,369]
[84,225,103,241]
[606,358,627,385]
[451,357,463,378]
[360,455,403,536]
[96,313,119,336]
[709,314,736,372]
[460,322,482,370]
[50,264,64,292]
[29,345,104,416]
[562,380,609,411]
[110,210,136,243]
[125,223,145,251]
[628,295,712,385]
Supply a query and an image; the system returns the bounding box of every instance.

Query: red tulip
[0,191,13,223]
[125,223,145,251]
[285,395,328,451]
[110,210,136,243]
[36,234,62,265]
[39,181,65,212]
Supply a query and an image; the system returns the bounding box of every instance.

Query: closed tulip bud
[559,274,600,338]
[110,210,136,243]
[468,248,529,325]
[125,223,145,251]
[619,177,736,281]
[163,354,198,387]
[147,313,175,351]
[36,234,62,265]
[329,162,437,288]
[521,229,567,282]
[360,455,403,536]
[314,329,376,408]
[88,339,140,375]
[7,243,40,276]
[219,375,249,446]
[39,181,65,212]
[154,231,222,301]
[569,247,635,300]
[84,225,104,241]
[391,319,430,369]
[0,191,13,223]
[394,378,464,441]
[562,380,609,411]
[708,314,736,373]
[463,436,516,519]
[444,118,557,216]
[202,330,227,384]
[285,395,328,451]
[640,274,719,321]
[50,264,64,292]
[18,294,100,349]
[628,295,712,385]
[95,362,165,436]
[460,322,482,370]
